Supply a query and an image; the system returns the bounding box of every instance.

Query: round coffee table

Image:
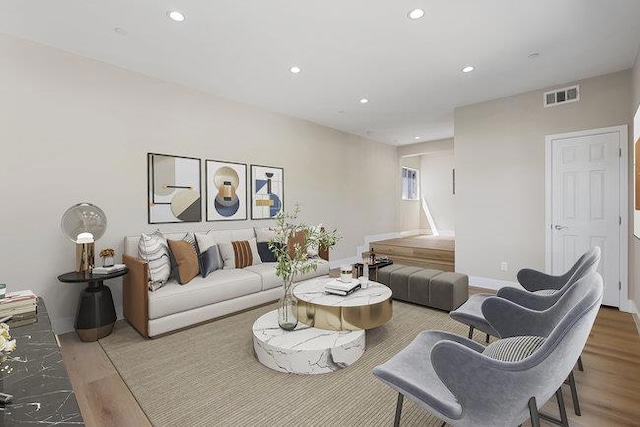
[252,310,365,375]
[293,276,392,331]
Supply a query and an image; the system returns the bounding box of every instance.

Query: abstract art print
[251,165,284,219]
[205,160,247,221]
[147,153,202,224]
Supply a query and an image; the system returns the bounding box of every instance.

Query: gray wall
[454,70,632,286]
[0,34,398,333]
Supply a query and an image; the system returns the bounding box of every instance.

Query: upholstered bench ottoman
[377,264,468,311]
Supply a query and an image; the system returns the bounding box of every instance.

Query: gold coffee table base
[297,298,392,331]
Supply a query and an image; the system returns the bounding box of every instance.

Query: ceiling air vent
[544,84,580,107]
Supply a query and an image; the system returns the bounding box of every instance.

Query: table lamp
[61,203,107,274]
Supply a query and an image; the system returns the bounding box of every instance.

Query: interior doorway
[545,125,628,308]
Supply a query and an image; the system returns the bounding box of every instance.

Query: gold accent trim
[297,298,392,331]
[76,323,115,342]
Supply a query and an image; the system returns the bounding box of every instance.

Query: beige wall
[631,49,640,310]
[421,151,455,234]
[398,156,422,231]
[0,34,398,333]
[455,70,632,286]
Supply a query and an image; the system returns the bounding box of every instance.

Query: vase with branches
[269,205,340,330]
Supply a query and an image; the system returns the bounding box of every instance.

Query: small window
[401,167,419,200]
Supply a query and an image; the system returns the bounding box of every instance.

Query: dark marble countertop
[0,299,84,426]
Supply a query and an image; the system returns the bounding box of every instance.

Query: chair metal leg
[394,393,404,427]
[528,396,541,427]
[468,325,474,339]
[555,387,569,426]
[577,355,584,371]
[567,371,581,416]
[538,388,570,426]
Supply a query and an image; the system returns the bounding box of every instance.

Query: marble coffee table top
[252,310,365,374]
[293,276,392,307]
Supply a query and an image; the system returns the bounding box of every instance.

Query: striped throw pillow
[482,336,546,362]
[534,289,557,296]
[138,230,171,291]
[219,238,262,269]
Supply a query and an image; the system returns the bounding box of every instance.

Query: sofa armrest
[123,254,149,338]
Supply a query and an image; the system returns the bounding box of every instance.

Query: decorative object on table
[270,205,340,330]
[0,322,17,362]
[0,290,37,327]
[205,160,247,221]
[147,153,201,224]
[99,248,115,267]
[340,265,353,283]
[61,202,107,274]
[92,263,126,275]
[250,164,284,219]
[324,278,361,296]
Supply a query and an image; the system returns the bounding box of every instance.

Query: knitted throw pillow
[482,336,546,362]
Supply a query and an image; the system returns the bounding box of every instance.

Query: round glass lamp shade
[61,203,107,243]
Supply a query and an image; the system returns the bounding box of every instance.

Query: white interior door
[549,130,621,307]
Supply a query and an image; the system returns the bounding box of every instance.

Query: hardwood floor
[59,287,640,427]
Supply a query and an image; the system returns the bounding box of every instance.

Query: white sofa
[122,228,329,338]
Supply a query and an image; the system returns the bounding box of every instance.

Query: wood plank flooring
[59,287,640,427]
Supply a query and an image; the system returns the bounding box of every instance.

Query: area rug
[99,301,471,426]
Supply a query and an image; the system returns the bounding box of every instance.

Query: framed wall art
[147,153,202,224]
[250,165,284,219]
[205,160,247,221]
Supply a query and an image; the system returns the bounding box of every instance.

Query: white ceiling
[1,0,639,145]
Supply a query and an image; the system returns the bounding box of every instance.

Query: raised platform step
[370,235,455,272]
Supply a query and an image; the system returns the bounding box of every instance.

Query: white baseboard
[468,276,520,291]
[619,299,638,314]
[633,311,640,336]
[398,229,428,237]
[355,231,402,261]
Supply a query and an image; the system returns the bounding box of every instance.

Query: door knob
[554,225,568,230]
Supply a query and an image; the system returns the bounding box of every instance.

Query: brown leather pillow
[167,239,199,285]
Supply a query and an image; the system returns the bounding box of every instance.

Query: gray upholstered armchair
[517,247,600,292]
[373,272,603,427]
[449,247,600,342]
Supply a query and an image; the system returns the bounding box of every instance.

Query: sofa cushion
[245,263,281,290]
[198,245,220,278]
[138,230,171,290]
[219,238,261,269]
[148,269,263,319]
[167,239,199,284]
[295,259,330,281]
[257,241,281,263]
[254,227,276,242]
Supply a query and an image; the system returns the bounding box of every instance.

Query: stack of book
[92,264,126,274]
[0,290,37,327]
[324,279,361,296]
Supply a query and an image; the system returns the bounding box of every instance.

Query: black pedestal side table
[57,268,128,342]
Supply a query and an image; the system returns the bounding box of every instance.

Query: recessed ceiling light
[168,10,185,22]
[359,98,369,104]
[113,27,128,36]
[461,66,475,73]
[289,66,301,74]
[408,8,425,20]
[528,52,540,59]
[414,136,421,140]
